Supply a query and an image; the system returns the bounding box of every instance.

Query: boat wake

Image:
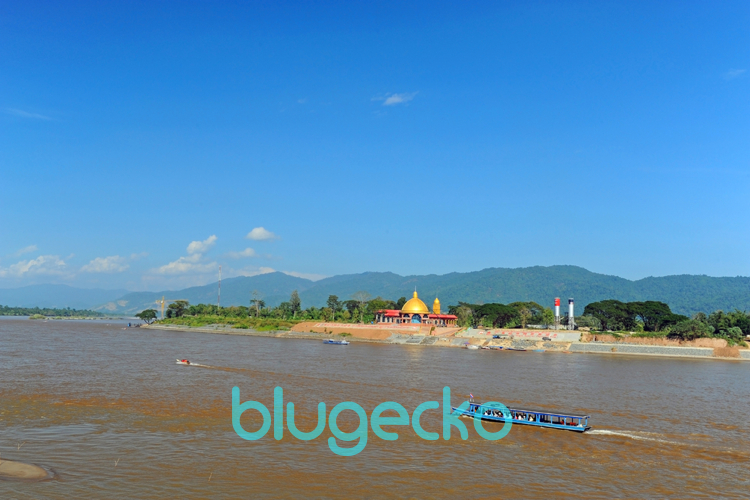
[588,429,684,446]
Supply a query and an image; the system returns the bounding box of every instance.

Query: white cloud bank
[725,68,746,80]
[0,255,68,277]
[13,245,38,257]
[81,255,129,273]
[246,227,279,241]
[187,235,217,254]
[228,248,258,258]
[373,92,418,106]
[5,108,52,120]
[283,271,327,281]
[234,266,276,277]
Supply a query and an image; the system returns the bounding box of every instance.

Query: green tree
[576,315,602,330]
[351,291,371,323]
[518,307,532,329]
[289,290,301,318]
[135,309,158,324]
[277,302,292,319]
[321,307,333,321]
[166,300,189,318]
[723,327,744,345]
[475,303,519,328]
[250,290,265,317]
[367,296,396,313]
[583,300,635,331]
[541,308,555,327]
[707,309,750,343]
[670,319,714,341]
[509,301,545,324]
[326,295,340,320]
[629,301,687,332]
[456,306,473,327]
[396,297,407,309]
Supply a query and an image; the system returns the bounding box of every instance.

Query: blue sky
[1,1,748,291]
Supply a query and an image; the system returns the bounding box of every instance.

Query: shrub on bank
[158,315,299,331]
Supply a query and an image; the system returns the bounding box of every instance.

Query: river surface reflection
[1,318,748,498]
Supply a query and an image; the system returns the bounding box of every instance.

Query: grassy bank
[157,315,301,332]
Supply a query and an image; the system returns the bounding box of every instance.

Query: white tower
[568,298,575,330]
[554,297,560,330]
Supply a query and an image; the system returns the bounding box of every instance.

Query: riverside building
[374,291,458,326]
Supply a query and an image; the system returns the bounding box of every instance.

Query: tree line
[582,299,749,345]
[145,290,408,324]
[447,301,554,329]
[138,291,749,346]
[0,305,105,317]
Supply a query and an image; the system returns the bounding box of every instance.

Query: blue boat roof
[469,402,590,419]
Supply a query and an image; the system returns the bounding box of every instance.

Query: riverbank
[142,323,749,361]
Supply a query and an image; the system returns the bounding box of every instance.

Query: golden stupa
[401,291,430,314]
[432,297,440,315]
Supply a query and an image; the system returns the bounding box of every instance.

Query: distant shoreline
[141,324,750,362]
[0,315,126,320]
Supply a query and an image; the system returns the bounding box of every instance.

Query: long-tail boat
[452,401,591,432]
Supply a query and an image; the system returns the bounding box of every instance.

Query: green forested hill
[95,272,313,315]
[93,266,750,316]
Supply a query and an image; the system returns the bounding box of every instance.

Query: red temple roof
[379,309,401,317]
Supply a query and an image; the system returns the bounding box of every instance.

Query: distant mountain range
[2,266,749,316]
[0,284,128,310]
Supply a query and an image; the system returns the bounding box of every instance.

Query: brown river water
[1,318,748,498]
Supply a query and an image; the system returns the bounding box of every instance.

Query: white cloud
[156,253,217,275]
[246,227,279,241]
[14,245,38,257]
[0,255,68,277]
[5,108,52,120]
[227,247,258,259]
[283,271,327,281]
[725,69,746,80]
[154,236,218,275]
[373,92,418,106]
[187,235,217,254]
[81,255,129,273]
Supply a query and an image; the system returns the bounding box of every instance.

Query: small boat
[323,339,350,345]
[453,401,591,433]
[465,344,480,350]
[533,349,545,353]
[504,347,527,352]
[176,359,191,365]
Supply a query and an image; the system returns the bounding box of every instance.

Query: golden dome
[401,291,429,314]
[433,297,441,314]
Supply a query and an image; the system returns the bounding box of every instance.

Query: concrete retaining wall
[570,343,715,358]
[740,350,750,360]
[458,328,580,342]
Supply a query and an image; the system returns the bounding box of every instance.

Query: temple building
[374,291,457,326]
